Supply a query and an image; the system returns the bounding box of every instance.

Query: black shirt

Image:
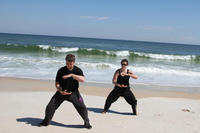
[56,65,84,92]
[116,69,130,87]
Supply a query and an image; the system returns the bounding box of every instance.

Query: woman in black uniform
[102,59,138,115]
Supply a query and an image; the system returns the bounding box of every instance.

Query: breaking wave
[0,43,199,62]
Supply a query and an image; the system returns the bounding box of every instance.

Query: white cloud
[137,24,172,31]
[80,16,109,20]
[97,17,109,20]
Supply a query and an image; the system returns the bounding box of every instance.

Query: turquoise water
[0,33,200,87]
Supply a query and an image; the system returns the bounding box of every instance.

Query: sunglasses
[121,63,128,66]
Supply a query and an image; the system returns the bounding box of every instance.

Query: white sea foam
[54,47,79,53]
[1,54,200,87]
[132,66,200,77]
[87,48,94,51]
[77,62,118,69]
[36,45,197,61]
[38,45,79,53]
[1,55,199,78]
[134,52,195,60]
[115,50,130,56]
[38,45,51,50]
[77,61,200,77]
[104,50,130,56]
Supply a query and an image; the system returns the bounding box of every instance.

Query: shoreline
[1,76,200,99]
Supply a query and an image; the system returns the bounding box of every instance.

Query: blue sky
[0,0,200,45]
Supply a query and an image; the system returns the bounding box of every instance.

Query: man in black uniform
[39,54,92,129]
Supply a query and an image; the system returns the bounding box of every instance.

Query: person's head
[65,54,75,70]
[121,59,128,69]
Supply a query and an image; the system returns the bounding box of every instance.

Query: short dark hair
[121,59,128,65]
[65,54,75,62]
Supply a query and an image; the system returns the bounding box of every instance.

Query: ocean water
[0,33,200,87]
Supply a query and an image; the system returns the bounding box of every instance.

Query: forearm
[112,80,118,86]
[129,73,138,79]
[112,71,119,86]
[71,74,85,82]
[113,79,122,87]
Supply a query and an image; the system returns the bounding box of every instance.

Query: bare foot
[102,111,107,114]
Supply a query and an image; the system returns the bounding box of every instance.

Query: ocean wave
[0,55,63,67]
[77,62,119,69]
[133,66,200,77]
[38,45,79,53]
[3,55,198,77]
[133,52,196,60]
[115,51,130,56]
[77,62,200,77]
[0,43,199,62]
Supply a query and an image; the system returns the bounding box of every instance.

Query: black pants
[42,90,89,124]
[104,87,137,112]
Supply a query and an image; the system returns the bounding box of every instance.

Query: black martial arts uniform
[103,69,137,115]
[40,65,91,127]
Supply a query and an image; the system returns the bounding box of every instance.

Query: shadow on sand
[16,117,84,128]
[16,108,132,128]
[87,107,133,115]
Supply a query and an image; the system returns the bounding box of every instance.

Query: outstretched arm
[128,70,138,79]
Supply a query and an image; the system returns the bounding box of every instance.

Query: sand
[0,77,200,133]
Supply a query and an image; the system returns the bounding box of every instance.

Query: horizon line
[0,32,199,46]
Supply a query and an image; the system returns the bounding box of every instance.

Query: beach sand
[0,77,200,133]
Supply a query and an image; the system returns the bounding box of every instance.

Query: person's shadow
[87,107,133,115]
[16,117,84,128]
[16,108,132,128]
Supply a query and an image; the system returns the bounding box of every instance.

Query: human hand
[121,84,128,88]
[120,72,127,76]
[62,74,72,79]
[60,90,72,95]
[116,84,122,87]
